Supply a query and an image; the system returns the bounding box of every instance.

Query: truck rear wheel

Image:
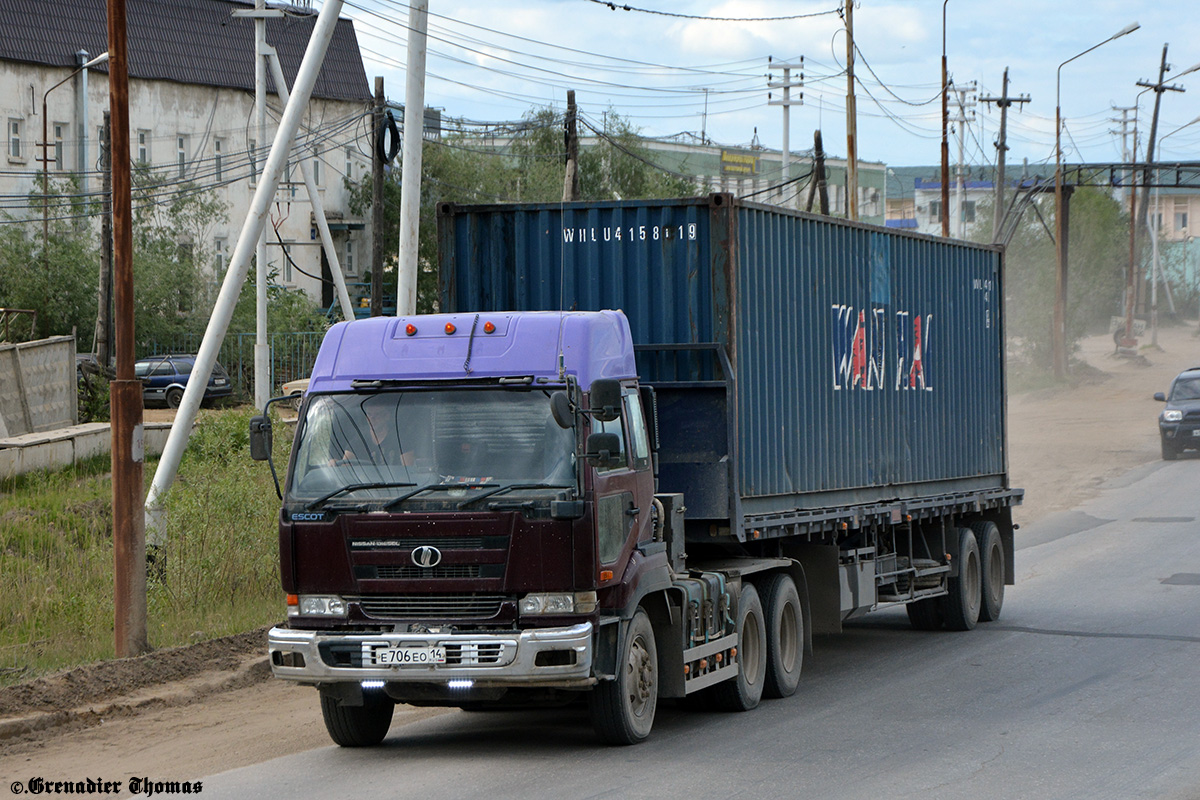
[320,689,395,747]
[972,520,1005,622]
[759,574,803,699]
[711,582,767,712]
[589,607,658,745]
[941,526,981,631]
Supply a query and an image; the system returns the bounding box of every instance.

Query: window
[214,237,228,273]
[312,154,321,186]
[344,237,355,275]
[249,138,258,185]
[963,200,977,223]
[592,414,626,473]
[8,118,22,159]
[929,200,943,223]
[344,146,353,179]
[137,129,150,164]
[214,138,224,181]
[1175,199,1189,233]
[623,392,651,471]
[54,123,66,170]
[282,242,293,282]
[176,135,188,179]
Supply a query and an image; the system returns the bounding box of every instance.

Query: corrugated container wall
[439,194,1008,518]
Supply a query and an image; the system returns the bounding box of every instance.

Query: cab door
[592,386,656,583]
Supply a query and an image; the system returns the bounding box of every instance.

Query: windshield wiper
[382,482,500,512]
[305,482,415,511]
[457,483,574,510]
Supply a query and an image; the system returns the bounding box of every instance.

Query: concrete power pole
[844,1,858,220]
[980,68,1029,243]
[768,56,803,209]
[396,0,429,317]
[951,81,976,238]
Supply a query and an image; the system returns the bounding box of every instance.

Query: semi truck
[251,194,1022,747]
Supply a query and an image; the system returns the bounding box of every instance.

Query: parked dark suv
[134,354,233,408]
[1155,367,1200,460]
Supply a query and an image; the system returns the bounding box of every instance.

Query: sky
[336,0,1200,171]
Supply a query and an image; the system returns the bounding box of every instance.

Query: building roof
[0,0,370,102]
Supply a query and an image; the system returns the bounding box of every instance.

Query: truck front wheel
[320,689,395,747]
[589,607,658,745]
[711,582,767,711]
[759,574,803,699]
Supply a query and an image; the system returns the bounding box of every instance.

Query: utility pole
[844,1,858,220]
[940,1,950,237]
[805,129,830,215]
[371,76,385,317]
[951,81,976,238]
[768,56,803,209]
[980,68,1030,243]
[396,0,429,317]
[563,90,580,202]
[96,112,113,369]
[106,0,149,659]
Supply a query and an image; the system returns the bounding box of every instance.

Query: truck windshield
[287,389,576,507]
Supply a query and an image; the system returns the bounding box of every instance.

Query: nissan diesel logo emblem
[412,546,442,568]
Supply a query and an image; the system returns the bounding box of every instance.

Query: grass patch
[0,407,291,685]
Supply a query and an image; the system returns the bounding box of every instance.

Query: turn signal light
[285,593,298,607]
[445,322,457,335]
[483,321,496,334]
[730,646,738,658]
[715,652,723,663]
[600,570,614,581]
[405,323,417,336]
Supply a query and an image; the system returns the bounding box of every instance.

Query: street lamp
[40,50,109,268]
[1052,22,1140,380]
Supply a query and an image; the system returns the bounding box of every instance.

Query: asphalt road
[203,456,1200,800]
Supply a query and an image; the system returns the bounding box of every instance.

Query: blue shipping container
[439,194,1010,527]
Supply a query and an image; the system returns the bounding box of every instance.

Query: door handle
[626,507,640,517]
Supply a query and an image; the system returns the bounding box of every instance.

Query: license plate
[214,378,227,386]
[1192,429,1200,437]
[374,646,446,666]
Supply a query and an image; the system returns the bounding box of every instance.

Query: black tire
[759,573,803,699]
[711,582,767,712]
[972,520,1005,622]
[941,526,981,632]
[589,607,658,745]
[320,690,395,747]
[1162,438,1178,460]
[166,387,184,409]
[906,597,944,631]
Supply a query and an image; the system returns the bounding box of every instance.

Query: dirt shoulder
[2,324,1197,786]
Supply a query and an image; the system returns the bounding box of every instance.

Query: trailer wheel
[320,689,395,747]
[906,597,944,631]
[760,574,803,699]
[589,607,658,745]
[971,520,1005,622]
[711,582,767,712]
[941,526,981,631]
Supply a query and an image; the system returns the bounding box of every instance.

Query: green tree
[347,105,700,313]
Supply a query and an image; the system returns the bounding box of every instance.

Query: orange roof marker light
[444,322,457,335]
[405,323,417,336]
[483,321,496,334]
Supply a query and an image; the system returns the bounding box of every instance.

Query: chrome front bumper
[268,622,595,686]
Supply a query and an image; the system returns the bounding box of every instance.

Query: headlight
[288,594,347,618]
[1163,410,1183,422]
[519,591,598,615]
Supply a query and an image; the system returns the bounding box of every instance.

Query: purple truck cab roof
[307,310,637,392]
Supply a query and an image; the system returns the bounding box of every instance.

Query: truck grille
[358,593,508,619]
[375,564,482,579]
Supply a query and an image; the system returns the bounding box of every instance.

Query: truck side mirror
[589,379,621,422]
[1154,392,1166,402]
[585,432,622,469]
[551,391,574,429]
[249,415,273,461]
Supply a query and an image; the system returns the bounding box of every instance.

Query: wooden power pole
[563,90,580,202]
[980,68,1029,243]
[844,0,858,220]
[371,76,385,317]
